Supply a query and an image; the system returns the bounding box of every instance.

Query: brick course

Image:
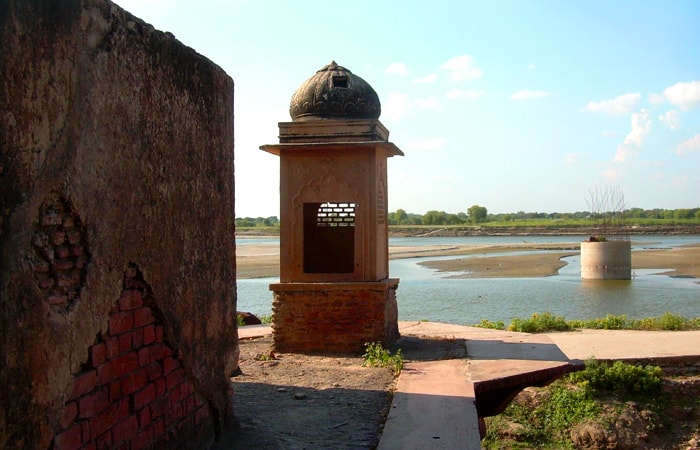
[52,268,212,449]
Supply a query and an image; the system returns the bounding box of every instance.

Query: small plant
[236,314,246,327]
[475,319,505,330]
[259,315,273,324]
[508,312,571,333]
[362,342,404,375]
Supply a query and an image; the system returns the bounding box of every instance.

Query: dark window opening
[331,76,349,88]
[303,202,356,273]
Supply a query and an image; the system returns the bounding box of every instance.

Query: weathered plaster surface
[0,0,236,447]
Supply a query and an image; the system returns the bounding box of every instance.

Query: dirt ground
[214,333,467,449]
[214,336,396,449]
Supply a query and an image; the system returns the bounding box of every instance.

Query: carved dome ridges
[289,61,381,121]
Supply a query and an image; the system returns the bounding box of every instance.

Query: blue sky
[114,0,700,216]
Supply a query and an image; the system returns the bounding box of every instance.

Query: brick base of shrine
[269,279,400,353]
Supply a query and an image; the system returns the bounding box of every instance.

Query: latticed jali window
[304,202,357,273]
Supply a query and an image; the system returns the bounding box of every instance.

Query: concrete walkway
[237,322,700,449]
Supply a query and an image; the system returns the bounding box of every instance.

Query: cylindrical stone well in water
[580,240,632,280]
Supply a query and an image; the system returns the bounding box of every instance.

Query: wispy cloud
[662,80,700,110]
[385,62,408,76]
[677,134,700,155]
[440,55,483,81]
[414,74,438,84]
[658,110,681,130]
[445,89,485,100]
[405,137,446,152]
[510,90,551,100]
[614,109,651,162]
[587,93,641,115]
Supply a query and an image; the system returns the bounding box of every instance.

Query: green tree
[467,205,488,224]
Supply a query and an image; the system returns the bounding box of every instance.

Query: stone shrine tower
[261,61,403,352]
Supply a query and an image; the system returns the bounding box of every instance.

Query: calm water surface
[236,235,700,325]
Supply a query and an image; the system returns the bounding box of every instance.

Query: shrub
[569,359,663,395]
[475,319,505,330]
[508,312,571,333]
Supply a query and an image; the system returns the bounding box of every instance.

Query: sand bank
[235,242,700,280]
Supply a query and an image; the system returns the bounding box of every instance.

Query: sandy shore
[236,241,700,280]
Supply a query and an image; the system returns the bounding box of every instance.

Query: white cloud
[382,92,410,121]
[445,89,485,100]
[414,96,440,109]
[385,62,408,76]
[510,90,551,100]
[662,80,700,110]
[613,109,651,162]
[414,74,438,84]
[405,137,446,152]
[658,110,681,130]
[564,153,579,165]
[440,55,483,81]
[677,134,700,155]
[586,93,641,115]
[527,63,536,70]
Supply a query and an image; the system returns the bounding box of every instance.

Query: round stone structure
[580,240,632,280]
[289,61,381,121]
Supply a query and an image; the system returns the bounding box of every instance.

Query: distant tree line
[235,207,700,228]
[387,206,700,226]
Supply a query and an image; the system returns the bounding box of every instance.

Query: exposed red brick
[133,383,156,411]
[79,386,109,418]
[143,325,156,345]
[146,362,162,381]
[109,311,134,335]
[112,415,139,446]
[118,290,143,311]
[59,401,78,429]
[53,424,82,449]
[133,306,155,327]
[129,429,154,450]
[121,368,148,395]
[81,420,90,443]
[95,430,112,450]
[162,356,178,376]
[105,336,120,358]
[118,332,132,354]
[90,343,106,367]
[97,361,113,385]
[109,353,139,378]
[109,379,122,401]
[155,378,167,397]
[155,325,164,342]
[132,327,144,348]
[69,369,97,400]
[88,397,129,438]
[166,369,184,391]
[138,406,152,428]
[137,346,152,367]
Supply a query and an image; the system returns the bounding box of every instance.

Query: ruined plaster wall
[0,1,237,448]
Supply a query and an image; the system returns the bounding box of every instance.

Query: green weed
[362,342,404,375]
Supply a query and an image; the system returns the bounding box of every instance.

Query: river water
[236,235,700,325]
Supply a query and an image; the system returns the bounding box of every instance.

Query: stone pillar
[581,240,632,280]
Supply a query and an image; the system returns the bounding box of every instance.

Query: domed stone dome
[289,61,381,121]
